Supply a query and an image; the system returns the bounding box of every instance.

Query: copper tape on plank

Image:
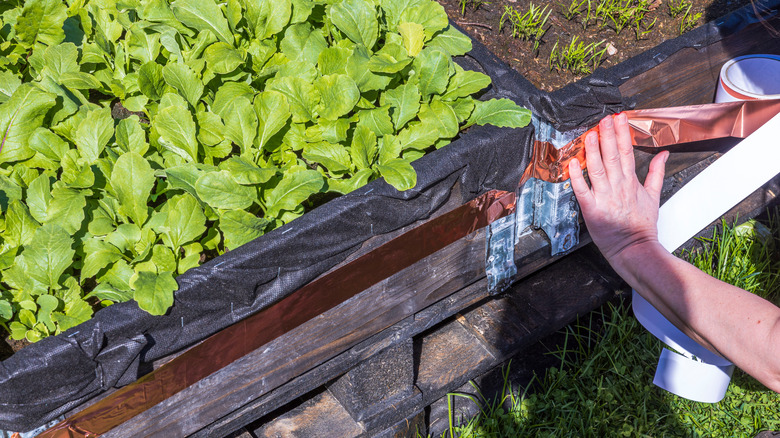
[38,189,516,438]
[522,99,780,184]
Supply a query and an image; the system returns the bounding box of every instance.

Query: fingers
[644,150,669,202]
[583,130,611,194]
[614,113,636,177]
[597,115,624,182]
[569,158,594,210]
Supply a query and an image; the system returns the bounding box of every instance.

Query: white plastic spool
[715,54,780,103]
[636,54,780,403]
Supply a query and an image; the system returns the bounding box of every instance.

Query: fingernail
[601,116,613,128]
[663,151,669,163]
[586,131,598,145]
[616,112,627,125]
[571,158,580,169]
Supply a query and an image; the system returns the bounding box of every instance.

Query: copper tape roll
[38,189,516,438]
[523,99,780,184]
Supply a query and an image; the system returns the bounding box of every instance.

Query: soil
[1,329,30,361]
[437,0,755,91]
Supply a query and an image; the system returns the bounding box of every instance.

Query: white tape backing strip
[633,111,780,403]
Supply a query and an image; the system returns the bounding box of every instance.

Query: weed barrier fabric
[1,3,776,431]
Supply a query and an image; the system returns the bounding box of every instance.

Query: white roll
[715,54,780,103]
[635,54,780,402]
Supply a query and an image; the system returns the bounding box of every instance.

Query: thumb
[644,151,668,202]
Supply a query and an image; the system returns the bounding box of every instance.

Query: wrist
[605,239,672,282]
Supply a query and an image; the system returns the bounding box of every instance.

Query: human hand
[569,113,669,263]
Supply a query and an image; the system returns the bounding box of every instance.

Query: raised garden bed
[2,0,780,436]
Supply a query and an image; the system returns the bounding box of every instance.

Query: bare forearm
[609,241,780,392]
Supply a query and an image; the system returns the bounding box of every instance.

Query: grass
[549,36,607,75]
[679,6,702,34]
[666,0,701,34]
[459,0,489,16]
[667,0,693,17]
[499,3,551,51]
[681,217,780,303]
[560,0,657,38]
[561,0,589,20]
[426,211,780,437]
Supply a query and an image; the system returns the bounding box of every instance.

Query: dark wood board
[252,389,365,438]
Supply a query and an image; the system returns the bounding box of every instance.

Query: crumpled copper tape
[37,189,516,438]
[522,99,780,184]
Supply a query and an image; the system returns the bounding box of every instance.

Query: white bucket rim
[720,54,780,100]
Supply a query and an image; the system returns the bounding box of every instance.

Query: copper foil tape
[523,99,780,184]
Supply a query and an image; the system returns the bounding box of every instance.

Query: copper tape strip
[38,189,516,438]
[523,99,780,184]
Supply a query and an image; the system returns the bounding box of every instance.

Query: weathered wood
[252,389,364,438]
[327,339,415,426]
[187,266,495,438]
[415,318,497,398]
[454,298,541,360]
[103,226,489,437]
[371,409,427,438]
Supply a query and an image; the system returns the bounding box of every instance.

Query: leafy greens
[0,0,531,343]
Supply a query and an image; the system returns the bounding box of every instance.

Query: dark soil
[1,329,30,361]
[438,0,755,90]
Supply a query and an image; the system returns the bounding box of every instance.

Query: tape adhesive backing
[634,111,780,403]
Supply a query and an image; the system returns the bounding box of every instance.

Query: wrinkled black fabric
[1,1,776,431]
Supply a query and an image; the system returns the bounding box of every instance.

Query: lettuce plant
[0,0,530,342]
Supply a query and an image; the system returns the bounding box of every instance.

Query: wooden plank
[326,339,415,425]
[253,389,364,438]
[453,298,541,360]
[189,267,495,438]
[102,227,490,437]
[371,409,427,438]
[415,320,496,397]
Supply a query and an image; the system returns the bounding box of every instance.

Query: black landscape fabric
[1,1,776,431]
